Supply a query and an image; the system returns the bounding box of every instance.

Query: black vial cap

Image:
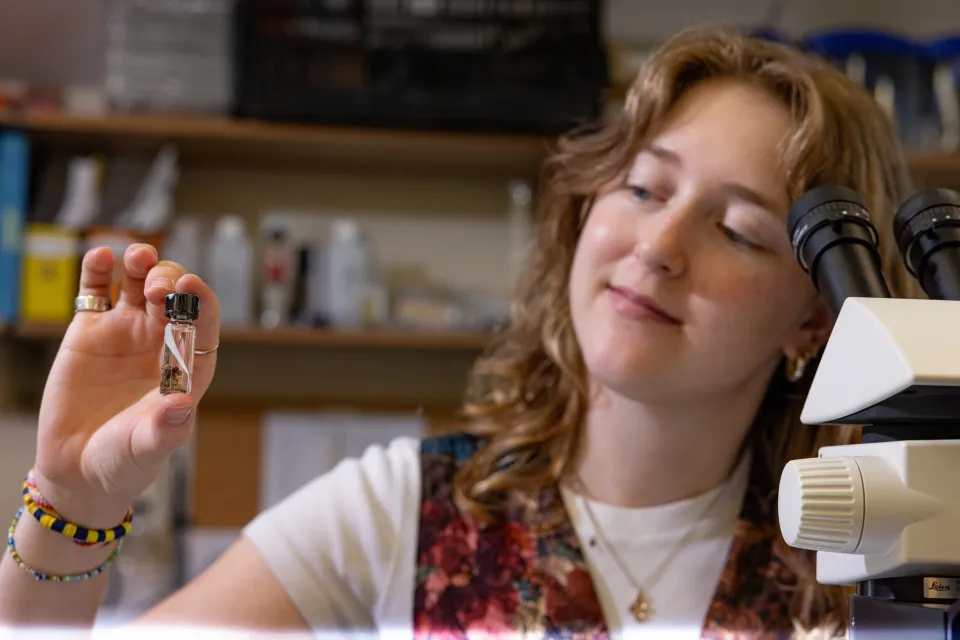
[165,292,201,320]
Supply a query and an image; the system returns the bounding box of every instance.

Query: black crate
[233,0,609,134]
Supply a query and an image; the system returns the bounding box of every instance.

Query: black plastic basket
[233,0,609,134]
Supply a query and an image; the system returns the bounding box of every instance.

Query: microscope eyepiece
[893,188,960,301]
[787,185,891,316]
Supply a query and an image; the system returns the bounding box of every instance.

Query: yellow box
[20,223,80,323]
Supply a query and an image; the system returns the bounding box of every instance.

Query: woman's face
[569,77,831,403]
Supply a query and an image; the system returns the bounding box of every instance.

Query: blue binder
[0,129,31,324]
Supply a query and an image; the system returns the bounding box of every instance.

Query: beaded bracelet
[7,506,123,582]
[21,471,133,546]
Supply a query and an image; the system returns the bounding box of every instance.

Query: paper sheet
[259,410,425,512]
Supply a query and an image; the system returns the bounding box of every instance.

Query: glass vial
[160,292,201,396]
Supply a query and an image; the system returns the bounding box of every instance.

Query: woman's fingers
[77,247,115,299]
[116,244,159,310]
[144,261,188,322]
[175,274,221,355]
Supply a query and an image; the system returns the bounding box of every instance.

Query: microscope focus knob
[778,456,865,554]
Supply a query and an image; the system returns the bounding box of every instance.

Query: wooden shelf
[907,151,960,174]
[6,110,960,177]
[0,110,552,176]
[12,322,493,350]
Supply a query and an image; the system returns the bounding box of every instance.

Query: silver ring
[74,295,112,313]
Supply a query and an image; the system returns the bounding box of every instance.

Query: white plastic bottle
[208,215,253,326]
[162,218,204,279]
[507,179,534,291]
[325,219,372,329]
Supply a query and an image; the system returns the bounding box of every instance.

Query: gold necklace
[571,475,730,623]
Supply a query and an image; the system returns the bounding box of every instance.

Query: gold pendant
[629,590,651,622]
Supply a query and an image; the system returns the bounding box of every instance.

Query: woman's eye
[720,224,762,250]
[628,186,656,202]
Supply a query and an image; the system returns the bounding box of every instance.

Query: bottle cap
[216,215,245,239]
[509,180,532,206]
[331,219,361,243]
[165,292,201,320]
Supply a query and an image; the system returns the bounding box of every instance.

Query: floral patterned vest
[413,433,802,639]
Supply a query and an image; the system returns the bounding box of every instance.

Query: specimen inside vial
[160,361,189,395]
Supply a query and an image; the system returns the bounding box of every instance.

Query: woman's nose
[634,211,690,277]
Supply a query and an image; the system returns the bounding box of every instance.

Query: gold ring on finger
[195,342,219,356]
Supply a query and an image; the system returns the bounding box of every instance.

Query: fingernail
[152,277,172,291]
[166,406,193,426]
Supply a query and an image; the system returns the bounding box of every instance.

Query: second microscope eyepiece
[788,185,891,316]
[893,188,960,301]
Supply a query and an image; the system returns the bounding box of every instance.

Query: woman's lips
[607,286,682,325]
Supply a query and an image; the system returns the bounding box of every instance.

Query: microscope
[777,185,960,639]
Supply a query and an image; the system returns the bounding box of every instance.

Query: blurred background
[1,0,960,627]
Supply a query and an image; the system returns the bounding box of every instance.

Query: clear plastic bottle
[326,219,372,328]
[160,292,200,396]
[209,215,253,326]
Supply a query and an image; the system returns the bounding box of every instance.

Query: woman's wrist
[5,468,130,581]
[30,468,131,531]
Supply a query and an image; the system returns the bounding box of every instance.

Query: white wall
[0,413,37,518]
[0,0,106,86]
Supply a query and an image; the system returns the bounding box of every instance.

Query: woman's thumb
[162,396,195,429]
[131,393,197,469]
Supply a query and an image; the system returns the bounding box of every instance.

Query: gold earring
[786,349,818,383]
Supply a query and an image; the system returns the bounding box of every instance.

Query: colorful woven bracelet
[21,473,133,546]
[23,472,122,549]
[7,506,122,582]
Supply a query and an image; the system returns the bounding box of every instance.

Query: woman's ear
[783,296,834,359]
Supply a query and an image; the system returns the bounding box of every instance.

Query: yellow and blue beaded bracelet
[7,506,123,582]
[21,477,133,545]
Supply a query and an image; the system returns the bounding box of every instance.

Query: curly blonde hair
[453,26,919,632]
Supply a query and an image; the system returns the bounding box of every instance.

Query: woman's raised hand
[31,243,221,528]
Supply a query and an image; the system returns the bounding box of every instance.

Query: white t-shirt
[243,436,751,640]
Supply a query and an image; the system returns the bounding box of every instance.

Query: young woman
[0,26,918,639]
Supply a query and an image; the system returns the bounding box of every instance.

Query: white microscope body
[779,296,960,588]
